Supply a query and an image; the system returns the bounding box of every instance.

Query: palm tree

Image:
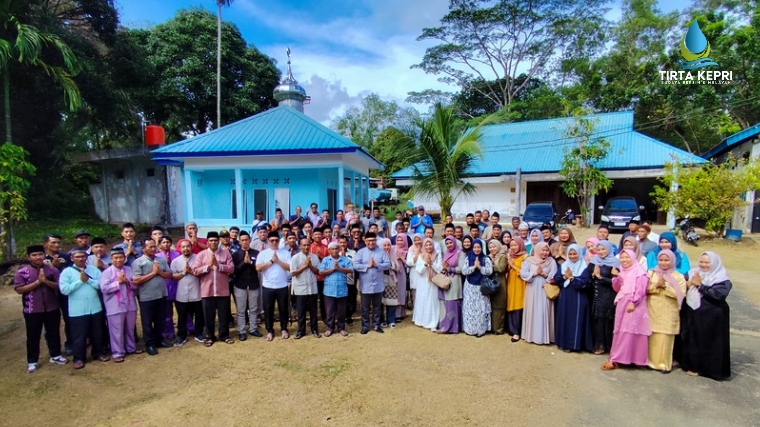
[215,0,233,129]
[404,103,494,217]
[0,0,80,258]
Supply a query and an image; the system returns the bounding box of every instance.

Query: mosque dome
[273,48,307,113]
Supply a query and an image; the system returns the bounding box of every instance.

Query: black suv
[522,202,559,232]
[598,197,645,232]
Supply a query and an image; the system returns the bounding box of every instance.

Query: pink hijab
[584,237,599,263]
[395,233,409,259]
[408,233,424,257]
[380,238,397,283]
[525,242,553,270]
[653,249,684,306]
[615,249,647,303]
[443,235,461,272]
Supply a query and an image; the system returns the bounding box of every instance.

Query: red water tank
[145,125,165,146]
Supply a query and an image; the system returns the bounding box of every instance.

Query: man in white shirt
[290,238,321,339]
[256,232,292,341]
[390,211,403,237]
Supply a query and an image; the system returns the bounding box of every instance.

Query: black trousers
[317,280,326,321]
[24,310,62,363]
[202,297,230,341]
[139,298,166,347]
[70,312,104,363]
[175,300,204,340]
[361,292,383,329]
[346,283,358,322]
[58,293,72,347]
[263,287,289,334]
[295,294,319,335]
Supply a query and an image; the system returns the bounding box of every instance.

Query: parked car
[598,197,645,232]
[369,188,391,203]
[521,202,559,232]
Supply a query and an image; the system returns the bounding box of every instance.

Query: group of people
[14,204,732,380]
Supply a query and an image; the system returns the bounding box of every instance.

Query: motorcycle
[559,208,576,225]
[677,215,699,246]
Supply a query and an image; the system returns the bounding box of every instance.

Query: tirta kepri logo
[678,20,718,70]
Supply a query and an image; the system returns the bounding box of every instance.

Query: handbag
[431,273,451,290]
[479,274,499,295]
[543,283,560,300]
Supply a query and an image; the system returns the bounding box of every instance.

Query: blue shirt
[353,246,391,294]
[320,256,352,298]
[410,214,433,234]
[112,240,143,266]
[59,265,103,316]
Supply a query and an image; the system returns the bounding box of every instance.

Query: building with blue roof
[151,54,382,234]
[393,111,704,224]
[703,123,760,233]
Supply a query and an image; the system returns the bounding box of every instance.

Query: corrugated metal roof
[702,122,760,159]
[393,111,705,178]
[152,106,375,161]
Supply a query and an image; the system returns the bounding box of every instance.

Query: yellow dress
[506,255,526,312]
[646,271,687,371]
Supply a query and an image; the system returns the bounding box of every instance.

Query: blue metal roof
[702,122,760,159]
[151,106,382,166]
[393,111,705,178]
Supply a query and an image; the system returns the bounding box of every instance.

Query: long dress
[506,255,526,336]
[609,275,651,365]
[490,253,508,334]
[553,268,593,351]
[394,257,408,319]
[520,259,558,344]
[412,254,442,330]
[438,252,465,333]
[581,263,616,353]
[680,279,732,379]
[406,251,422,290]
[647,271,687,371]
[462,257,493,336]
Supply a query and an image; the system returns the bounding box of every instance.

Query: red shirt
[309,242,329,281]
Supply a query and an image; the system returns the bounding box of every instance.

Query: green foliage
[651,156,760,233]
[331,93,419,150]
[11,218,121,260]
[0,142,35,259]
[368,126,416,186]
[559,112,613,226]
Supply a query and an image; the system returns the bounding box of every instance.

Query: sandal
[686,371,698,376]
[224,338,234,344]
[601,361,618,371]
[131,349,144,355]
[324,330,332,337]
[340,330,348,337]
[98,355,111,362]
[266,333,274,342]
[203,339,214,347]
[73,361,85,370]
[593,348,605,355]
[281,331,290,340]
[113,356,125,363]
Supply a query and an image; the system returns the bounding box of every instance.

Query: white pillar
[359,174,364,209]
[667,165,678,229]
[349,170,355,205]
[338,167,345,211]
[183,168,194,223]
[235,168,243,223]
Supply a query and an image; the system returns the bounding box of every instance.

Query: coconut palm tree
[404,103,494,217]
[214,0,233,129]
[0,0,80,258]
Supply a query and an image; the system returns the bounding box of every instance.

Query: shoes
[159,340,173,348]
[73,360,85,370]
[174,337,187,347]
[63,345,74,356]
[250,329,263,338]
[295,332,304,340]
[49,355,69,365]
[312,331,321,339]
[194,334,206,343]
[27,362,39,373]
[381,322,388,328]
[360,328,369,335]
[374,327,384,334]
[390,323,397,328]
[239,333,247,342]
[146,346,158,356]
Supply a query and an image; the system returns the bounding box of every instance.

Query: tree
[402,103,493,217]
[331,93,417,149]
[652,156,760,234]
[143,9,279,139]
[368,126,416,185]
[0,0,82,259]
[559,112,613,227]
[413,0,608,112]
[214,0,234,130]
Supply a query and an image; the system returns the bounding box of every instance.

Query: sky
[117,0,691,124]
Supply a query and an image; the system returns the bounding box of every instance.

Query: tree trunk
[216,3,222,130]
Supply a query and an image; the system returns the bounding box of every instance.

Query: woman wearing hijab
[438,236,465,334]
[646,232,691,275]
[499,231,512,254]
[393,233,410,321]
[646,249,687,373]
[553,244,592,352]
[549,228,576,266]
[488,240,508,335]
[519,242,558,345]
[681,251,732,379]
[580,240,619,355]
[380,239,401,328]
[618,236,647,268]
[506,237,528,342]
[584,237,599,264]
[406,234,424,310]
[526,229,541,254]
[601,249,651,370]
[412,238,442,331]
[462,240,493,337]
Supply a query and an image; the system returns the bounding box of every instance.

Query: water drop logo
[678,20,718,70]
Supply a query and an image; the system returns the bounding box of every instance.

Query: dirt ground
[1,226,759,427]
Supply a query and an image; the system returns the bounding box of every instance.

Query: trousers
[262,287,289,334]
[70,311,104,363]
[107,311,137,357]
[361,292,383,329]
[23,310,62,363]
[139,298,166,347]
[202,297,230,341]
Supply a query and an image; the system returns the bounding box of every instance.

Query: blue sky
[117,0,692,123]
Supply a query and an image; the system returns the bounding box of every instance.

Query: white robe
[412,253,442,330]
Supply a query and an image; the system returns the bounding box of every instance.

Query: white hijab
[561,244,586,288]
[686,251,730,310]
